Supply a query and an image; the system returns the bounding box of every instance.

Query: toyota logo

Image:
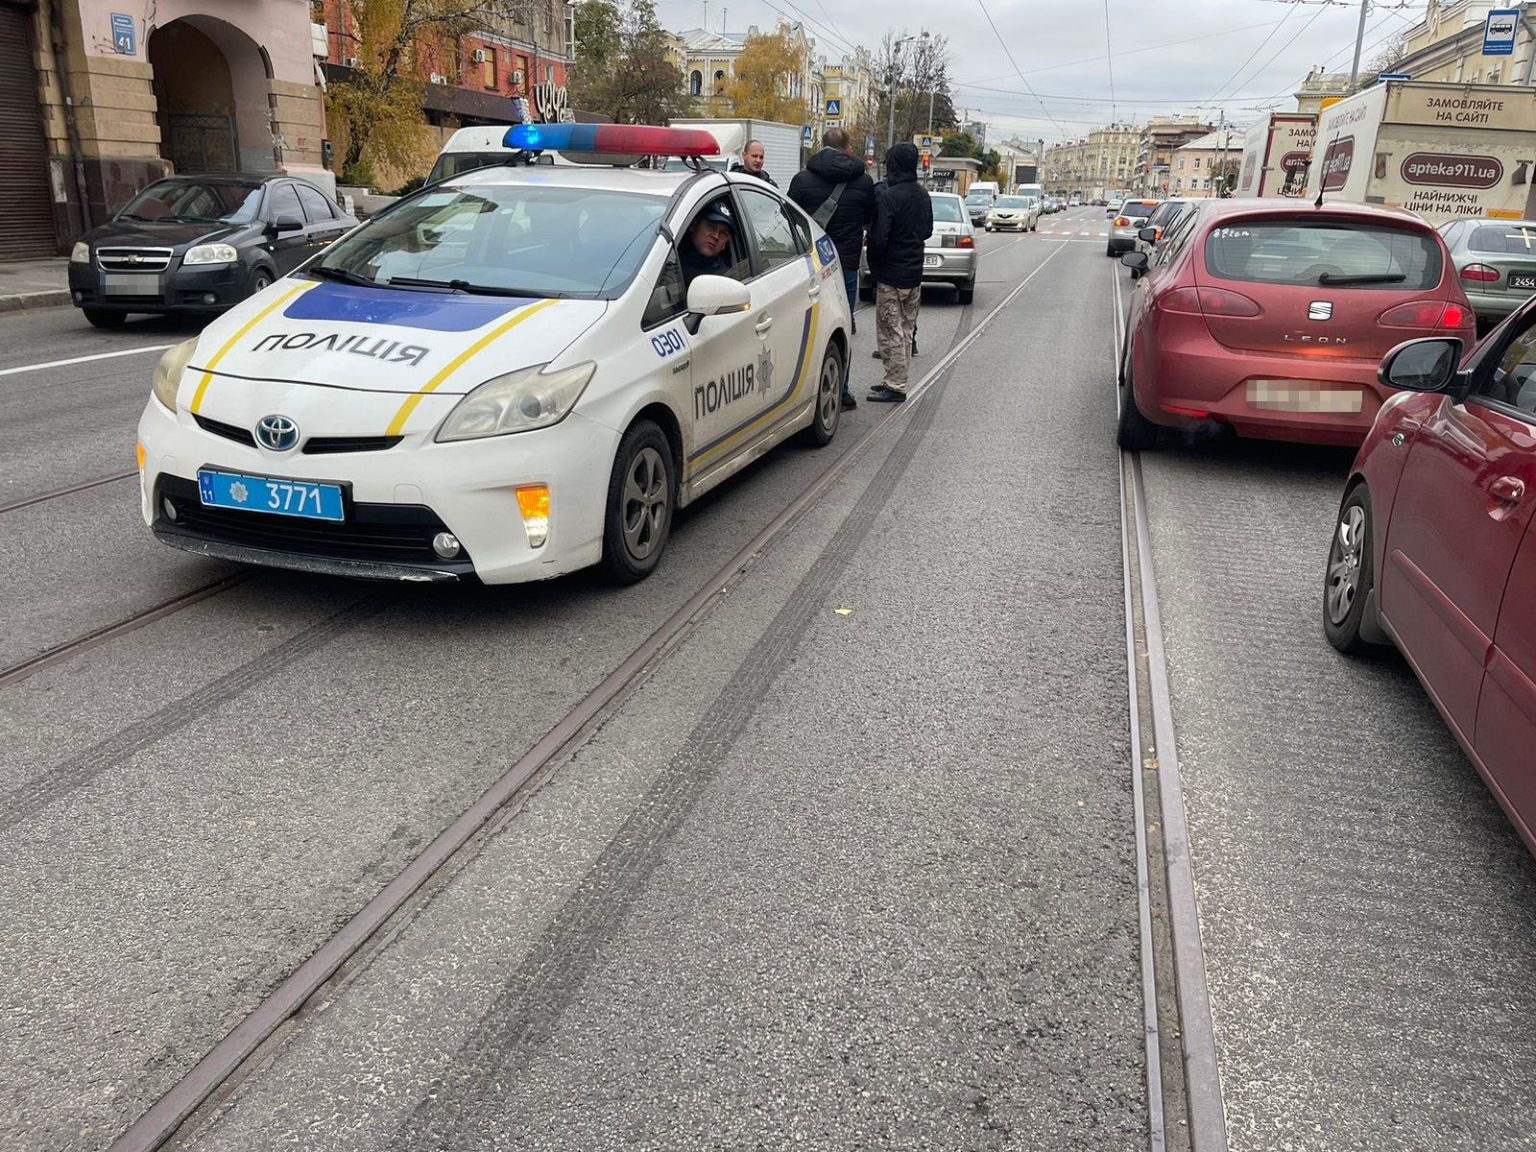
[255,414,300,452]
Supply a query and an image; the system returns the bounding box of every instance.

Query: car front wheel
[1323,483,1378,655]
[601,420,674,584]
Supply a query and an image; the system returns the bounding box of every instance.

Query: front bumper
[70,260,250,313]
[987,216,1027,231]
[137,392,619,584]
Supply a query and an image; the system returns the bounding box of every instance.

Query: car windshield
[117,180,264,224]
[1205,220,1442,290]
[965,193,991,204]
[427,151,518,184]
[313,183,668,298]
[932,198,965,223]
[995,196,1027,208]
[1468,224,1536,255]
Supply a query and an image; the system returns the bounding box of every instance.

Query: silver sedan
[1440,217,1536,331]
[860,191,978,305]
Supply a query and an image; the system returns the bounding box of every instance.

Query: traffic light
[921,154,930,173]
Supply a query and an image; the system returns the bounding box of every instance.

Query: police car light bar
[503,123,719,158]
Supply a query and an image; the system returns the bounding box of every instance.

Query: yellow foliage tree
[724,29,810,125]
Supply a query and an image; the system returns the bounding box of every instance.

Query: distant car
[964,191,994,226]
[861,191,976,304]
[985,194,1038,232]
[1130,198,1199,274]
[69,174,357,328]
[1324,298,1536,854]
[1106,199,1161,257]
[1069,195,1083,208]
[1439,218,1536,332]
[1116,199,1476,449]
[1105,199,1123,218]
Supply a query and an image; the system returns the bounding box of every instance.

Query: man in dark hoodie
[788,127,876,409]
[865,141,932,403]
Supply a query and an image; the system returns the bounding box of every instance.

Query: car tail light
[1460,263,1500,283]
[957,235,974,248]
[1379,300,1468,329]
[1115,217,1130,227]
[1158,286,1262,317]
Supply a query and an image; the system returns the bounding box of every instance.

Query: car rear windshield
[932,198,965,223]
[1205,220,1442,290]
[1468,224,1536,254]
[1121,201,1159,218]
[315,183,667,299]
[117,180,264,224]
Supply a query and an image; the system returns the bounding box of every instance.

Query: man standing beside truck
[731,140,778,186]
[789,126,876,409]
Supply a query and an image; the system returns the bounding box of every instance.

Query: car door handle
[1490,476,1526,504]
[754,317,774,335]
[807,283,821,298]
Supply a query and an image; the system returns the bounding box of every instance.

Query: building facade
[1136,115,1213,196]
[1391,0,1536,85]
[676,20,815,119]
[1044,123,1140,196]
[1168,129,1240,197]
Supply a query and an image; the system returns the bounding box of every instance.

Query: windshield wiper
[308,265,379,288]
[386,276,566,298]
[1318,272,1406,285]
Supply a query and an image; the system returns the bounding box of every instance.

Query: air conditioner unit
[429,72,448,85]
[472,49,488,63]
[510,69,524,84]
[343,55,360,68]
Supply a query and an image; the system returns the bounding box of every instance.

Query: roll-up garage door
[0,5,60,259]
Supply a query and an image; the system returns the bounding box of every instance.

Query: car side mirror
[1120,251,1150,273]
[1138,226,1158,243]
[1378,337,1464,394]
[686,275,751,319]
[270,215,304,236]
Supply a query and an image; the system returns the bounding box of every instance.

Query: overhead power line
[1102,0,1117,121]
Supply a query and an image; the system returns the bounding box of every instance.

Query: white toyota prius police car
[136,124,851,584]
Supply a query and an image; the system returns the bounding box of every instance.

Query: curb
[0,290,71,314]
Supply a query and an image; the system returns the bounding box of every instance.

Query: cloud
[651,0,1420,141]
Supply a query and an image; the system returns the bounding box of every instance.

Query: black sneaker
[866,385,906,403]
[871,349,883,359]
[840,391,858,410]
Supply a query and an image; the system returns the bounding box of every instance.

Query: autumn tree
[725,28,810,125]
[569,0,691,124]
[326,0,557,186]
[939,131,975,158]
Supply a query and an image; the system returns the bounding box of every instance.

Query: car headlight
[152,338,198,411]
[70,241,90,264]
[183,243,239,266]
[436,361,596,442]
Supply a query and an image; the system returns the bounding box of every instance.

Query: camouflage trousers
[875,283,921,393]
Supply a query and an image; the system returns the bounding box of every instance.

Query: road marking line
[0,345,172,379]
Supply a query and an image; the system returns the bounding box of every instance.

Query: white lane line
[0,344,171,379]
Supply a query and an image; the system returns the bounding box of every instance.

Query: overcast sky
[652,0,1427,143]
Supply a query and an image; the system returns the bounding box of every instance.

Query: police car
[136,124,852,584]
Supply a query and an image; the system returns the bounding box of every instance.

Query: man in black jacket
[729,140,777,186]
[866,141,932,403]
[788,127,876,408]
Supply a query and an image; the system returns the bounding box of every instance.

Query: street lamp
[885,30,927,176]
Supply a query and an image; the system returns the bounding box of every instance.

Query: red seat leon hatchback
[1117,199,1476,449]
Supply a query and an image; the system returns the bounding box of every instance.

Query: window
[643,248,686,329]
[1480,318,1536,416]
[737,187,802,272]
[295,184,337,224]
[268,183,304,224]
[1204,220,1442,290]
[690,70,702,96]
[1194,157,1201,169]
[1468,224,1536,254]
[480,46,497,89]
[713,69,725,95]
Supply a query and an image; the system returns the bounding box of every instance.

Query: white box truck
[666,118,804,182]
[1234,113,1316,198]
[1303,81,1536,224]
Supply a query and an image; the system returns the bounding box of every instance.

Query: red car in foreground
[1325,305,1536,854]
[1118,199,1476,449]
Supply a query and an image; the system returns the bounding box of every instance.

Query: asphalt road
[2,210,1534,1152]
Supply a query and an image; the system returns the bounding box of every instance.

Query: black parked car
[68,174,358,328]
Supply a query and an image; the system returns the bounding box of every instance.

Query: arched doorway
[148,17,276,176]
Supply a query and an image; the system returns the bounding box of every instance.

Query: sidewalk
[0,258,71,312]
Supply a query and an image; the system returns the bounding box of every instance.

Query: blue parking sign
[110,13,135,55]
[1485,8,1519,56]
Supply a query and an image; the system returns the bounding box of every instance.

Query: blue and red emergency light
[503,123,719,157]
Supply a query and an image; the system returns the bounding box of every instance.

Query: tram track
[95,241,1067,1152]
[0,468,138,516]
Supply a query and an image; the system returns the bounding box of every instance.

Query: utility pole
[1217,109,1228,198]
[1347,0,1371,94]
[885,32,924,178]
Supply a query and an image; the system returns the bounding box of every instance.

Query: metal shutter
[0,6,59,259]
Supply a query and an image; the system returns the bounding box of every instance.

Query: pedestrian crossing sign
[825,98,842,117]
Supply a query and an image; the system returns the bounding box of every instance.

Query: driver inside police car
[679,200,737,286]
